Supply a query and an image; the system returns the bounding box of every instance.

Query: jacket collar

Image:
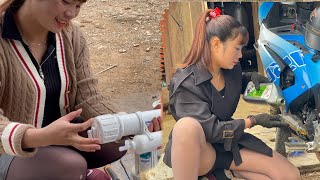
[192,63,213,85]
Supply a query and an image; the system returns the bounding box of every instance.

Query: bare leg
[230,148,300,180]
[171,117,216,180]
[233,170,271,180]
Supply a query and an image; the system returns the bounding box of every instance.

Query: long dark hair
[183,9,249,69]
[0,0,88,14]
[0,0,24,14]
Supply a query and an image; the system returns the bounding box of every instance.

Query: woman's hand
[249,72,270,90]
[22,109,101,152]
[147,103,162,132]
[43,109,101,152]
[147,116,162,132]
[249,113,289,128]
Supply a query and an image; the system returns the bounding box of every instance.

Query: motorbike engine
[283,102,318,141]
[301,103,318,141]
[281,67,319,141]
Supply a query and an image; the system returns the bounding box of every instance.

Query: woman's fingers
[152,116,161,131]
[148,121,154,132]
[63,109,83,122]
[148,116,162,132]
[73,143,101,152]
[271,121,289,127]
[71,134,101,152]
[72,135,100,145]
[71,118,94,132]
[157,116,162,130]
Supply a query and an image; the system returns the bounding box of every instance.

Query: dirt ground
[74,0,168,113]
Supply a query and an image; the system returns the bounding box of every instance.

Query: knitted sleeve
[0,55,37,157]
[73,27,118,119]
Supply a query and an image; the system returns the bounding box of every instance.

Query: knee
[267,151,300,180]
[286,167,301,180]
[53,149,87,180]
[281,167,300,180]
[25,147,88,180]
[62,152,87,171]
[172,117,203,143]
[273,164,300,180]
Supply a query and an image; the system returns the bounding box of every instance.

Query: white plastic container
[120,131,162,180]
[87,109,161,144]
[122,131,162,154]
[131,148,162,180]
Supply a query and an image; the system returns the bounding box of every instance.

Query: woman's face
[28,0,84,32]
[211,34,244,70]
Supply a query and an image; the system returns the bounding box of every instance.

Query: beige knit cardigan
[0,17,117,157]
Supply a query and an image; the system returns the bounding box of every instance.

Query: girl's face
[211,34,244,70]
[28,0,84,32]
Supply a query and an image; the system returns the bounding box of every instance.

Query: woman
[0,0,161,179]
[163,9,301,180]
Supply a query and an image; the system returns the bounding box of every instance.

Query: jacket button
[66,91,70,94]
[64,105,69,109]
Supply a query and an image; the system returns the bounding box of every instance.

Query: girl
[163,9,300,180]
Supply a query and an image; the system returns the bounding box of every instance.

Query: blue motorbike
[245,2,320,157]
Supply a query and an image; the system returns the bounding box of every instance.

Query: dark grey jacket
[163,63,272,167]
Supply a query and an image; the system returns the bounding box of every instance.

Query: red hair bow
[209,7,221,20]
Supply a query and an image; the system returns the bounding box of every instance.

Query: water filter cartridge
[87,109,161,144]
[119,131,162,154]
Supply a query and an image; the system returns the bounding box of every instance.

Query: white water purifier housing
[87,109,162,153]
[120,131,162,155]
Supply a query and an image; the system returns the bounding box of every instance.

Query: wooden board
[110,160,131,180]
[251,2,265,75]
[163,9,173,85]
[165,2,207,84]
[120,152,135,179]
[109,152,135,180]
[164,2,265,82]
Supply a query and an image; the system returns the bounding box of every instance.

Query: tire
[275,126,292,157]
